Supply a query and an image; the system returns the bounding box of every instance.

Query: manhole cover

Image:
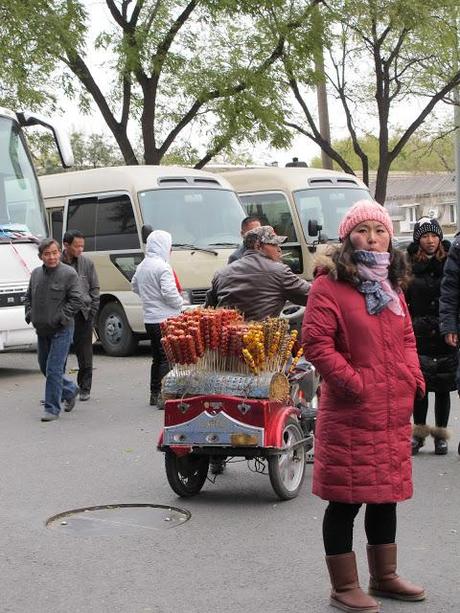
[46,504,190,536]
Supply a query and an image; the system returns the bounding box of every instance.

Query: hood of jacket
[146,230,172,262]
[312,249,337,279]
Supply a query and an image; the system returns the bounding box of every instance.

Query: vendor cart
[157,308,318,500]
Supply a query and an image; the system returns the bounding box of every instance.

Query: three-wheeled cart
[157,308,318,500]
[158,377,316,501]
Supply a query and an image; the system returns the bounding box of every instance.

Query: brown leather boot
[326,552,380,612]
[367,543,425,601]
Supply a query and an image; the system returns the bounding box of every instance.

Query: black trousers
[72,312,94,393]
[413,392,450,428]
[145,323,170,394]
[323,501,397,556]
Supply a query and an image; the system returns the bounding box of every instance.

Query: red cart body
[158,394,301,455]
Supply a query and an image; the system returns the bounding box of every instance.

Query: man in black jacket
[439,232,460,403]
[440,233,460,349]
[62,230,100,401]
[25,238,82,421]
[227,215,262,264]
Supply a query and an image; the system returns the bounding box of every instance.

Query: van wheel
[98,302,138,357]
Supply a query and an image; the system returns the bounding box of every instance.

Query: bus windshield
[294,187,372,241]
[138,188,244,247]
[0,116,47,240]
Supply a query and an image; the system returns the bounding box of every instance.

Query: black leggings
[145,323,170,394]
[323,501,397,556]
[413,391,450,428]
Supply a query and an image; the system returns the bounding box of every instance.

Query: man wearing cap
[206,225,310,321]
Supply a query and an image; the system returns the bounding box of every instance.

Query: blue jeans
[37,324,78,415]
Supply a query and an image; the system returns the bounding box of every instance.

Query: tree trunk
[114,129,139,165]
[374,158,391,204]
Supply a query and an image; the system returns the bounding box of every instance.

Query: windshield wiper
[172,243,218,256]
[208,242,239,246]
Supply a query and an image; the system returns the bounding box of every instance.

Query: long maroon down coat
[302,274,425,504]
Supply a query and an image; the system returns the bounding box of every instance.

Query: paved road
[1,347,459,613]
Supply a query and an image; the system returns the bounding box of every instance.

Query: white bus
[0,107,73,352]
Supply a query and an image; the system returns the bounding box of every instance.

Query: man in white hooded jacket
[132,230,183,406]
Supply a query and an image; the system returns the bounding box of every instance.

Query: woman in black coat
[406,218,457,455]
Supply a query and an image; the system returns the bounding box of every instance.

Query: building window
[408,206,417,224]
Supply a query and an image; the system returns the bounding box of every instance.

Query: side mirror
[141,224,153,243]
[308,219,322,237]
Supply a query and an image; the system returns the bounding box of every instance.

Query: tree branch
[106,0,129,31]
[154,0,199,69]
[129,0,145,26]
[284,120,356,174]
[389,70,460,162]
[384,28,407,68]
[326,47,370,183]
[144,0,162,34]
[194,135,231,169]
[63,51,138,163]
[120,75,131,128]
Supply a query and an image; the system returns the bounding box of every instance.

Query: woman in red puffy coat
[302,200,426,613]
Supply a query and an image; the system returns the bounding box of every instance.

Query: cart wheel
[165,452,209,497]
[268,418,306,500]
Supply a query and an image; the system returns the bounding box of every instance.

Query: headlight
[231,433,258,446]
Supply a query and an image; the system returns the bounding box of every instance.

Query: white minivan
[40,166,245,356]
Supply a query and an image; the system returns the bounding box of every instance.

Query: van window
[239,192,298,242]
[50,209,63,242]
[96,194,139,251]
[67,193,140,251]
[138,188,243,247]
[110,253,144,281]
[67,196,97,250]
[294,187,372,241]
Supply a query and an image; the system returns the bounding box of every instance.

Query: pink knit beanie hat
[338,200,393,240]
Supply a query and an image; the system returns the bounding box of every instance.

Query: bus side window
[95,194,139,251]
[67,196,97,250]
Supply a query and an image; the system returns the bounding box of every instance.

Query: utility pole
[315,49,333,170]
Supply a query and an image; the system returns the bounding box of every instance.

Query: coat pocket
[49,283,65,302]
